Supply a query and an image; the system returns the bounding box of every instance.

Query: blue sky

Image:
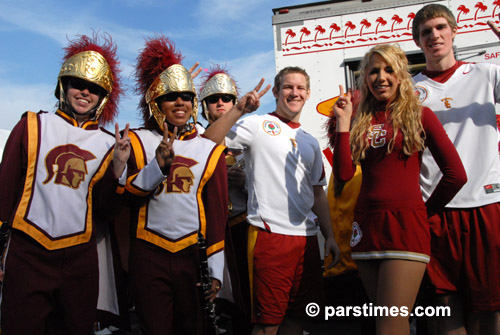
[0,0,308,131]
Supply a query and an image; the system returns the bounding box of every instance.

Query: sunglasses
[206,94,234,104]
[160,92,195,102]
[67,78,104,95]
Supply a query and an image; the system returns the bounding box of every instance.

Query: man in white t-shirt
[412,4,500,334]
[205,67,340,335]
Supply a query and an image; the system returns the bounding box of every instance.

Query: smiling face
[415,16,457,70]
[158,92,194,127]
[273,72,310,122]
[65,78,103,122]
[365,53,401,103]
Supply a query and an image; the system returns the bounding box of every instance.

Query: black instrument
[0,222,11,286]
[198,231,220,335]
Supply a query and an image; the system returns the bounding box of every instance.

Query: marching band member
[0,33,129,335]
[125,36,227,335]
[199,66,251,333]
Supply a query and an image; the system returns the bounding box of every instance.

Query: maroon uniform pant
[129,239,204,335]
[1,230,98,335]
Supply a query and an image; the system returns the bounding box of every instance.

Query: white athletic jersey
[414,62,500,207]
[127,128,226,282]
[12,111,116,250]
[225,113,326,236]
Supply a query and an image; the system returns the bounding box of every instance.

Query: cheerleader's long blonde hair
[350,44,425,164]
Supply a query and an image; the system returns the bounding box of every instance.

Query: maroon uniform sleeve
[422,107,467,215]
[333,132,356,182]
[0,116,29,223]
[202,151,228,256]
[93,157,121,221]
[123,131,160,197]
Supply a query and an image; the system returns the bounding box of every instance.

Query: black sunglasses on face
[206,94,234,104]
[67,78,104,96]
[161,92,194,102]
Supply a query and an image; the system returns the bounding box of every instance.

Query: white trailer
[272,0,500,175]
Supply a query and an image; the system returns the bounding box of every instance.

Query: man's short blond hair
[274,66,310,90]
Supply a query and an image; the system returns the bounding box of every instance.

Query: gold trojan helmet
[199,66,238,121]
[146,64,198,129]
[55,34,121,126]
[136,36,198,131]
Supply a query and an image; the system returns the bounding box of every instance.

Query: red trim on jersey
[323,148,333,168]
[269,112,301,129]
[422,61,467,83]
[261,219,272,233]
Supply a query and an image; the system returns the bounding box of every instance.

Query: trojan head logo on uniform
[157,156,198,194]
[43,144,96,189]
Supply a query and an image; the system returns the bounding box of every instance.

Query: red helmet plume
[199,65,239,95]
[135,36,183,125]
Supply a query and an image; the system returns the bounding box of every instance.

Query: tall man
[205,67,340,335]
[412,4,500,334]
[0,33,130,335]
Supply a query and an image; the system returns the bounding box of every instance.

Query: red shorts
[427,202,500,311]
[351,202,430,263]
[252,230,324,325]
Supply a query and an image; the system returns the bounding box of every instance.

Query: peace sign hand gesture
[236,78,271,115]
[113,123,131,178]
[332,85,353,132]
[156,123,177,175]
[188,61,203,80]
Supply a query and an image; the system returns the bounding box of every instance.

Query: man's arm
[312,185,340,269]
[203,78,270,144]
[113,123,131,179]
